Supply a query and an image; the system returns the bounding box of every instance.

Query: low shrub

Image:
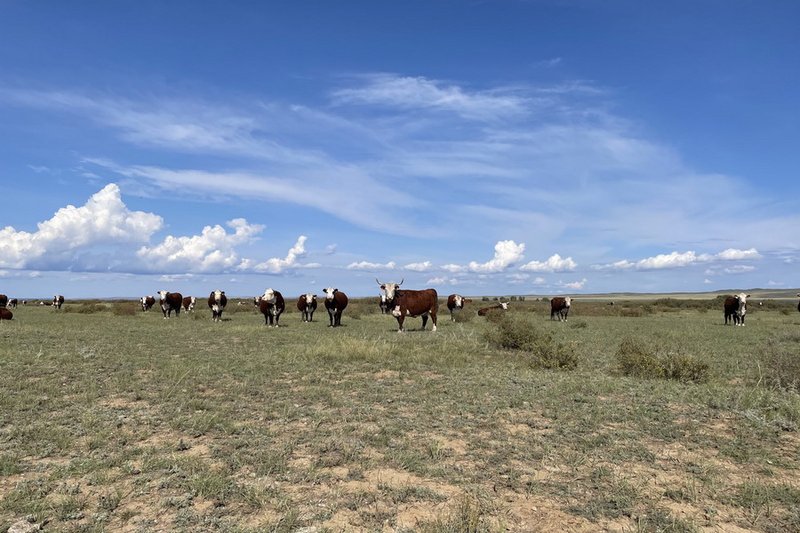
[484,314,578,370]
[614,337,709,383]
[453,310,474,323]
[760,334,800,392]
[111,303,137,316]
[64,303,106,314]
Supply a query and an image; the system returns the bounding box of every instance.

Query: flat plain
[1,296,799,532]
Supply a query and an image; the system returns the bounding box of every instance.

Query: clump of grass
[417,494,494,533]
[760,334,800,392]
[615,337,709,383]
[65,303,106,314]
[111,303,137,316]
[484,314,578,370]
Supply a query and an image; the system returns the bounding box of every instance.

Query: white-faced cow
[158,290,183,319]
[0,308,12,320]
[140,295,156,311]
[52,295,65,309]
[322,288,348,327]
[8,298,17,308]
[723,293,750,326]
[259,289,285,327]
[478,302,508,316]
[550,297,572,321]
[377,279,438,332]
[208,290,227,322]
[182,296,196,313]
[0,294,7,308]
[379,293,391,314]
[446,294,471,321]
[297,293,317,322]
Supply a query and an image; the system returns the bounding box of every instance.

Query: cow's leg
[395,315,405,332]
[431,310,437,332]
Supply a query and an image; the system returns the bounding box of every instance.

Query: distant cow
[259,288,285,327]
[322,288,348,327]
[182,296,196,312]
[140,296,156,311]
[208,290,227,322]
[0,308,12,320]
[724,293,750,326]
[550,297,572,321]
[446,294,471,321]
[478,302,508,316]
[797,293,800,313]
[52,295,65,309]
[378,279,438,332]
[0,294,8,308]
[158,291,183,319]
[8,298,17,308]
[379,293,391,314]
[297,293,317,322]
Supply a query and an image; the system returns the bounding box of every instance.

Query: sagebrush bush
[65,303,106,314]
[615,337,709,383]
[111,303,137,316]
[484,314,578,370]
[760,334,800,391]
[453,310,474,323]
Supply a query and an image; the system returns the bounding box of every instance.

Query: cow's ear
[334,288,338,293]
[380,285,385,290]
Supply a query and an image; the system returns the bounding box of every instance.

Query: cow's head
[500,302,509,310]
[304,293,316,304]
[376,278,403,301]
[158,290,168,301]
[213,290,223,302]
[323,287,338,300]
[262,289,276,303]
[564,297,572,307]
[736,293,750,315]
[453,295,464,307]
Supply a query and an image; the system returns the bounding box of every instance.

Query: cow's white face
[454,295,463,307]
[158,290,168,301]
[262,289,276,303]
[213,290,223,302]
[564,297,572,307]
[736,293,749,316]
[323,287,337,300]
[500,302,509,310]
[304,293,315,304]
[379,283,400,301]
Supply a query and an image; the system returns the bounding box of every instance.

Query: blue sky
[1,1,798,298]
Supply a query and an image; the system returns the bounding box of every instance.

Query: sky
[1,1,798,298]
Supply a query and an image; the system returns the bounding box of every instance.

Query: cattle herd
[1,288,799,327]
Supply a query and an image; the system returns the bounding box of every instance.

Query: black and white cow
[723,293,750,326]
[258,288,285,327]
[797,293,800,314]
[379,293,391,314]
[8,298,17,309]
[297,293,317,322]
[208,290,227,322]
[322,287,348,327]
[158,290,183,319]
[52,295,65,309]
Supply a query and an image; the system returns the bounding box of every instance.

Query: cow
[258,288,285,327]
[379,293,391,314]
[140,295,156,311]
[182,296,196,313]
[446,294,472,321]
[52,295,65,309]
[550,297,572,321]
[322,288,348,327]
[797,293,800,313]
[0,294,7,308]
[724,293,750,326]
[0,308,12,321]
[297,293,317,322]
[157,290,183,319]
[377,279,438,332]
[208,290,227,322]
[478,302,509,316]
[8,298,17,308]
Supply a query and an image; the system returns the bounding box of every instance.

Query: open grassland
[1,298,800,532]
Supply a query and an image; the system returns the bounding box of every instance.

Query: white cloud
[717,248,761,260]
[404,261,433,272]
[441,263,467,273]
[346,260,397,271]
[158,273,195,282]
[704,278,713,284]
[520,253,577,272]
[559,278,587,290]
[251,235,312,273]
[427,276,460,285]
[533,276,546,285]
[468,240,525,273]
[0,183,162,269]
[595,248,762,271]
[723,265,756,274]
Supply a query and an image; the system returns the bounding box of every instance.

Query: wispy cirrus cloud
[347,260,397,271]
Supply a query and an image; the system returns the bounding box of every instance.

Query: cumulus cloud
[441,263,467,273]
[427,276,460,285]
[0,183,162,269]
[251,235,315,273]
[559,278,587,290]
[594,248,761,271]
[346,260,397,271]
[404,261,433,272]
[468,240,525,273]
[717,248,761,260]
[520,253,577,272]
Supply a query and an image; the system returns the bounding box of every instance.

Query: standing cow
[0,294,8,308]
[378,279,438,332]
[379,293,391,314]
[158,291,183,319]
[0,308,12,320]
[550,297,572,321]
[259,288,285,327]
[446,294,471,321]
[322,288,348,327]
[297,293,317,322]
[182,296,196,313]
[208,290,227,322]
[8,298,17,308]
[52,295,65,309]
[797,293,800,313]
[724,293,750,326]
[140,295,156,311]
[478,302,509,316]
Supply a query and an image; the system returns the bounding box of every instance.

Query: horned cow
[297,293,317,322]
[550,297,572,321]
[478,302,508,316]
[158,291,183,319]
[377,279,438,333]
[323,288,348,327]
[259,288,285,327]
[723,293,750,326]
[208,290,227,322]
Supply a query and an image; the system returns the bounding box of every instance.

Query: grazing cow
[52,295,65,309]
[377,279,438,332]
[550,297,572,321]
[182,296,196,312]
[446,294,472,321]
[0,294,7,308]
[157,290,183,319]
[478,302,509,316]
[379,294,391,315]
[258,288,285,327]
[140,296,156,311]
[297,293,317,322]
[208,290,227,322]
[723,293,750,326]
[8,298,17,308]
[0,308,12,320]
[322,288,348,327]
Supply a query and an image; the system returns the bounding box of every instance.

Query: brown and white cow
[140,295,156,311]
[723,293,750,326]
[478,302,509,316]
[378,279,438,332]
[182,296,196,313]
[446,294,472,321]
[297,293,317,322]
[0,308,12,320]
[322,288,348,327]
[259,288,285,327]
[0,294,8,308]
[208,290,227,322]
[52,295,65,309]
[550,296,572,321]
[8,298,17,308]
[158,290,183,319]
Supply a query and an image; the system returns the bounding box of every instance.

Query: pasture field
[1,298,800,532]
